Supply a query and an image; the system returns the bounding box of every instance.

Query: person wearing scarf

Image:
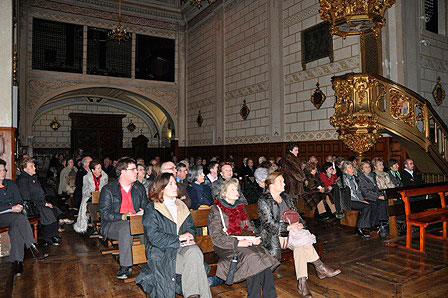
[387,158,403,187]
[74,160,108,234]
[208,178,279,298]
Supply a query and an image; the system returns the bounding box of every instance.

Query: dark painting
[302,22,333,70]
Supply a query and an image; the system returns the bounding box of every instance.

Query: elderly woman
[0,159,48,276]
[281,143,306,199]
[303,163,336,220]
[209,179,279,297]
[387,158,403,187]
[372,158,395,190]
[58,158,77,196]
[136,173,212,298]
[137,163,151,195]
[16,158,62,246]
[186,165,213,210]
[243,167,269,205]
[74,160,108,234]
[259,172,340,297]
[358,161,389,237]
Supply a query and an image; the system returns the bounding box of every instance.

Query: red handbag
[281,210,300,225]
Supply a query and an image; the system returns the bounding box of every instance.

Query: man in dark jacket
[73,156,92,209]
[99,157,148,279]
[401,159,424,186]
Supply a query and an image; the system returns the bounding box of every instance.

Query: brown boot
[297,277,312,297]
[313,259,341,279]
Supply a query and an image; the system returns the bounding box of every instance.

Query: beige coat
[208,204,279,283]
[374,170,396,190]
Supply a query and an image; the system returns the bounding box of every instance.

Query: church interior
[1,0,448,297]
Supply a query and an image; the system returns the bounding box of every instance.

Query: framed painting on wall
[301,22,333,70]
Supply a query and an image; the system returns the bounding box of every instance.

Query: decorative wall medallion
[310,82,326,109]
[433,76,446,106]
[197,110,203,127]
[127,120,136,132]
[49,117,61,131]
[390,89,415,126]
[240,99,250,120]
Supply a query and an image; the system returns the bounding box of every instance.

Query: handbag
[338,177,352,211]
[280,210,316,248]
[281,210,300,225]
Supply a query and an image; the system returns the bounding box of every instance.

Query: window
[135,34,175,82]
[425,0,439,34]
[87,27,132,78]
[32,18,83,73]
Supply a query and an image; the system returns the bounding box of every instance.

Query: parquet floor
[1,219,448,297]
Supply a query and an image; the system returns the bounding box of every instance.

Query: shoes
[356,228,371,238]
[116,266,131,280]
[187,295,200,298]
[297,277,312,298]
[335,212,345,219]
[13,261,23,276]
[51,236,61,243]
[29,244,49,260]
[44,238,59,246]
[313,259,341,279]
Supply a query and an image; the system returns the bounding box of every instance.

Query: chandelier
[108,0,130,43]
[319,0,395,38]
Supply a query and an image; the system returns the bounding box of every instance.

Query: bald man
[160,162,191,208]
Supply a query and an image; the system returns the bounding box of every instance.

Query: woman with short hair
[186,165,213,210]
[243,167,269,205]
[74,159,108,234]
[58,158,77,196]
[387,158,403,187]
[208,178,279,297]
[0,159,48,276]
[372,158,395,190]
[259,172,340,297]
[16,157,63,246]
[136,173,212,298]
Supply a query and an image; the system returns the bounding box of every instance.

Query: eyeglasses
[125,167,137,172]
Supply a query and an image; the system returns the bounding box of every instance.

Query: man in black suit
[401,159,424,186]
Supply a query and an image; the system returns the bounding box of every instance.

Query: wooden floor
[1,219,448,298]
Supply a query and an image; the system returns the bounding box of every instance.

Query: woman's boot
[312,259,341,279]
[297,277,312,297]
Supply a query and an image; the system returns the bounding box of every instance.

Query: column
[0,0,16,179]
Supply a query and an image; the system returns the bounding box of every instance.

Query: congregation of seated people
[2,147,430,297]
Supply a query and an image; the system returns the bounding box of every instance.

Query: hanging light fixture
[108,0,131,43]
[319,0,395,38]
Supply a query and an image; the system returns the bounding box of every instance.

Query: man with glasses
[160,161,191,208]
[99,157,148,279]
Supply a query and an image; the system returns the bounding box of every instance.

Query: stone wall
[32,102,160,148]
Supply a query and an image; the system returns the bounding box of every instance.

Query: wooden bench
[385,184,448,254]
[124,204,323,283]
[0,216,40,244]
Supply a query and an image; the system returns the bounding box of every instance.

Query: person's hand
[378,195,385,200]
[179,232,194,242]
[287,222,303,231]
[237,239,253,247]
[361,200,369,204]
[11,204,23,213]
[121,214,127,220]
[45,203,53,208]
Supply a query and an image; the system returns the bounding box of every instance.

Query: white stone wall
[419,31,448,121]
[186,15,216,146]
[282,0,361,142]
[224,0,271,144]
[32,103,155,148]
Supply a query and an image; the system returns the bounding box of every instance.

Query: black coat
[136,200,195,297]
[258,191,305,260]
[16,172,60,224]
[242,180,264,205]
[186,183,213,210]
[98,179,148,238]
[74,167,88,204]
[400,170,424,186]
[0,179,23,212]
[358,172,382,202]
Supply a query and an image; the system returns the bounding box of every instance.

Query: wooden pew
[385,184,448,254]
[0,217,41,244]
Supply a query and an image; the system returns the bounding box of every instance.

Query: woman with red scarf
[74,160,108,234]
[208,178,279,297]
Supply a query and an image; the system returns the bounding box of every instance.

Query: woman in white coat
[74,160,108,234]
